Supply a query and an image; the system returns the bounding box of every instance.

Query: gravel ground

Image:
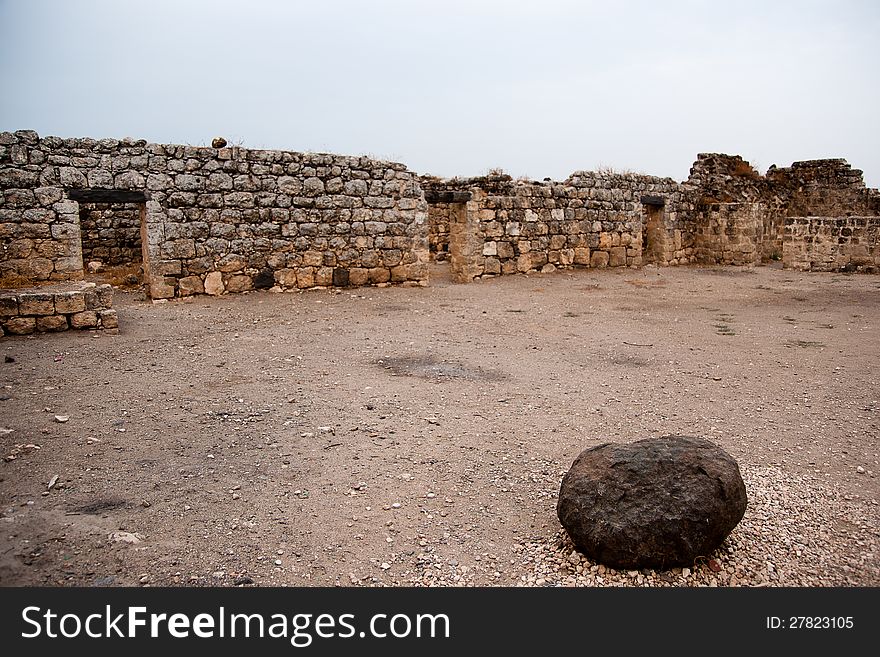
[0,263,877,587]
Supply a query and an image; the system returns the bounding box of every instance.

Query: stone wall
[0,130,429,298]
[685,154,880,267]
[783,216,880,272]
[3,128,879,296]
[692,203,765,266]
[422,171,691,281]
[0,281,116,336]
[79,202,143,266]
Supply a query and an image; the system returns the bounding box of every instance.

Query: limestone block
[482,241,497,256]
[274,269,298,288]
[37,315,68,332]
[496,241,515,259]
[0,296,18,316]
[296,267,315,288]
[368,267,390,284]
[224,274,252,293]
[204,271,225,295]
[98,309,118,329]
[314,267,333,286]
[609,246,627,267]
[84,284,114,310]
[178,275,204,296]
[4,317,36,335]
[114,170,145,189]
[33,187,63,206]
[53,292,85,314]
[347,268,369,287]
[590,250,610,268]
[70,311,99,329]
[59,167,87,188]
[18,293,54,316]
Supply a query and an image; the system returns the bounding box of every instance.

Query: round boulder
[557,435,747,570]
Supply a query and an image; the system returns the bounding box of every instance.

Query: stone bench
[0,282,117,336]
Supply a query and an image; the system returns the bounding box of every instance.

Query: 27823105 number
[788,617,853,629]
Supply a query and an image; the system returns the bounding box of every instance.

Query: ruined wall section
[423,172,689,281]
[686,154,880,266]
[783,216,879,272]
[0,130,429,298]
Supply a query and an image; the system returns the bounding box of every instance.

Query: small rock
[47,474,59,490]
[857,466,865,474]
[212,137,228,148]
[109,531,144,544]
[54,415,69,423]
[234,576,254,586]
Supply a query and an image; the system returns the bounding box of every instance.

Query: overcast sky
[1,0,878,185]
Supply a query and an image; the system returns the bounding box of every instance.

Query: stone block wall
[692,203,765,266]
[0,281,116,336]
[0,130,429,299]
[685,154,880,267]
[3,128,879,296]
[422,171,690,281]
[783,216,880,272]
[0,130,84,286]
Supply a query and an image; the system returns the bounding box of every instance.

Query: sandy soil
[0,263,877,587]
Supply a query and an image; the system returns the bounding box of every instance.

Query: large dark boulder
[557,436,747,570]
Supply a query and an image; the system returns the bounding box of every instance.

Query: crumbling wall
[686,154,880,267]
[783,216,880,272]
[0,130,429,298]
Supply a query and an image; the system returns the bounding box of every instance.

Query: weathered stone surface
[53,291,86,314]
[18,293,54,316]
[0,296,19,317]
[70,310,98,329]
[178,275,204,296]
[4,317,36,334]
[204,271,224,295]
[98,309,118,329]
[36,315,68,332]
[84,284,113,310]
[557,436,748,570]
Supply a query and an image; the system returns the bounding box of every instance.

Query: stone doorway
[640,196,666,265]
[68,189,148,289]
[424,189,475,284]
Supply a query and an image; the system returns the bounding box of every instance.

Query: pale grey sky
[1,0,878,186]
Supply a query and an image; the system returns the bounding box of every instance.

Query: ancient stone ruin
[557,436,748,570]
[1,129,879,336]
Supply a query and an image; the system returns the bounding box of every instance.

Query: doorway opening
[69,188,147,289]
[640,195,666,265]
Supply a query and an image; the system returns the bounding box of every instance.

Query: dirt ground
[1,263,877,587]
